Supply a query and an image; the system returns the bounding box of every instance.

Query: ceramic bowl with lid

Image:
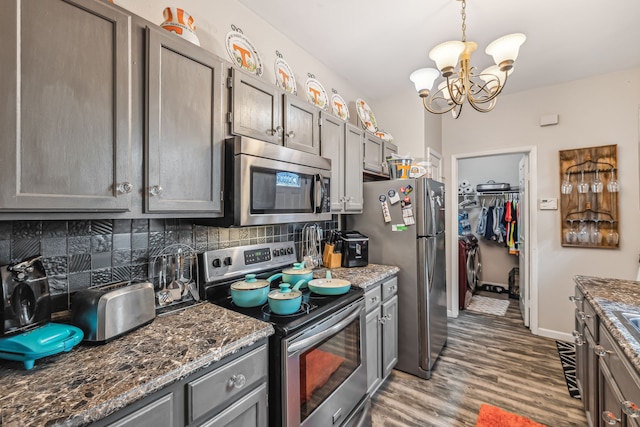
[267,279,305,315]
[230,273,281,307]
[281,262,313,288]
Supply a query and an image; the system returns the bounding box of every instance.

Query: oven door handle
[287,305,361,354]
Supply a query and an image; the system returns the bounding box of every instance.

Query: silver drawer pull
[594,345,612,357]
[572,331,584,346]
[149,185,163,196]
[370,296,379,303]
[227,374,246,389]
[117,182,133,194]
[602,411,621,425]
[621,401,640,418]
[569,296,583,302]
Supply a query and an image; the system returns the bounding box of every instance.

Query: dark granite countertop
[0,303,274,427]
[313,264,399,290]
[573,275,640,374]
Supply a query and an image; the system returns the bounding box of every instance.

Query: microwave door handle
[314,173,326,213]
[286,305,361,354]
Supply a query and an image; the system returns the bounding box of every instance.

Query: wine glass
[561,171,573,195]
[578,221,589,244]
[577,171,589,194]
[591,170,603,193]
[590,222,602,245]
[607,168,619,192]
[565,220,577,243]
[606,221,619,245]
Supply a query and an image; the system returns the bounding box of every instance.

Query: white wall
[443,67,640,337]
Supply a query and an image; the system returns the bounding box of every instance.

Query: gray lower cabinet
[0,0,133,212]
[229,68,320,155]
[99,343,268,427]
[364,276,398,395]
[145,26,224,214]
[320,114,363,213]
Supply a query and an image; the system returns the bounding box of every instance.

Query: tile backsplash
[0,219,337,313]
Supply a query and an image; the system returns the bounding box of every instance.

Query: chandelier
[409,0,525,118]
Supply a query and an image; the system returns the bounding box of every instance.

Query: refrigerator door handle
[427,237,436,291]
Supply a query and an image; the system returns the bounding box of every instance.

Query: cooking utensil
[307,270,351,295]
[230,273,282,307]
[183,254,200,301]
[267,279,306,315]
[157,256,172,306]
[281,261,313,288]
[167,255,183,301]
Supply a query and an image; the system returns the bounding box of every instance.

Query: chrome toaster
[71,282,155,343]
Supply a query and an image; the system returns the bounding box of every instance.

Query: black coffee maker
[0,255,51,337]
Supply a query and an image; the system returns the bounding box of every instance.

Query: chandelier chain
[460,0,467,42]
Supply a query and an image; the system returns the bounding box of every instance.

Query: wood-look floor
[370,297,588,427]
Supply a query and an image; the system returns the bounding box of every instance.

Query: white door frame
[449,146,539,335]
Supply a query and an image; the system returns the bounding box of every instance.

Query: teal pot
[230,273,282,308]
[307,270,351,296]
[267,279,306,315]
[281,262,313,288]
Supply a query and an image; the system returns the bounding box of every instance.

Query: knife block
[322,244,342,269]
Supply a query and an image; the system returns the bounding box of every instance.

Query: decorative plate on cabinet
[160,7,200,46]
[375,129,393,142]
[355,98,378,133]
[274,57,297,95]
[331,94,349,121]
[225,31,263,76]
[304,78,328,110]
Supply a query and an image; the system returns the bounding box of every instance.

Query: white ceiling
[238,0,640,100]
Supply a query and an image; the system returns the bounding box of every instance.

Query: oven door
[283,300,366,427]
[236,153,331,226]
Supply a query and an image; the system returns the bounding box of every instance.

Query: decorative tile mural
[0,219,338,313]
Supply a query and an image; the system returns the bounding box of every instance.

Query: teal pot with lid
[267,279,306,315]
[281,262,313,288]
[307,270,351,296]
[230,273,282,307]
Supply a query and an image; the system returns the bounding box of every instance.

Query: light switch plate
[539,198,558,210]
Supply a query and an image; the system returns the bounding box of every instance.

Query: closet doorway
[450,147,538,334]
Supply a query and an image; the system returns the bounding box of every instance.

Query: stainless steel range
[199,242,369,427]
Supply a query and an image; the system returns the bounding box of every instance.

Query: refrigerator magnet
[379,195,392,223]
[401,199,415,226]
[387,189,400,204]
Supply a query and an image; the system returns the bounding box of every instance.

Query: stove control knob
[223,256,232,266]
[212,258,221,268]
[273,249,279,257]
[279,248,286,256]
[286,247,294,255]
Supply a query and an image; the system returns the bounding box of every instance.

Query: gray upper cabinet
[229,68,320,154]
[320,115,363,213]
[145,27,224,214]
[229,68,282,144]
[382,141,398,177]
[363,133,384,174]
[283,95,320,155]
[0,0,132,212]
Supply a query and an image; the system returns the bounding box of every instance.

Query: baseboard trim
[537,327,573,343]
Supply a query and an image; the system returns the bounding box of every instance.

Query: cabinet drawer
[187,345,268,423]
[583,299,598,337]
[364,285,382,313]
[599,325,640,407]
[110,393,174,427]
[381,277,398,301]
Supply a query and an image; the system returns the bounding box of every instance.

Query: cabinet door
[365,307,381,395]
[146,27,224,213]
[382,141,398,177]
[600,362,624,427]
[320,113,345,212]
[574,310,587,403]
[110,393,175,427]
[230,68,281,144]
[381,294,398,379]
[363,134,383,173]
[344,124,364,212]
[0,0,132,211]
[585,328,598,427]
[200,383,268,427]
[284,95,320,155]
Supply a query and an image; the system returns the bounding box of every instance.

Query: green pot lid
[282,262,313,275]
[231,274,270,290]
[268,283,302,300]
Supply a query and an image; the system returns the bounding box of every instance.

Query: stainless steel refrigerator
[347,178,447,379]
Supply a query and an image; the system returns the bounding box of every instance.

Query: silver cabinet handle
[227,374,246,389]
[579,311,591,321]
[149,185,163,196]
[370,295,379,303]
[602,411,621,425]
[621,401,640,418]
[569,296,583,302]
[572,330,584,346]
[387,285,397,293]
[286,131,295,139]
[117,182,133,194]
[594,345,612,357]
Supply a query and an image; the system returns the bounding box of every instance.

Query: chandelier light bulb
[485,33,526,70]
[409,68,440,96]
[428,41,465,76]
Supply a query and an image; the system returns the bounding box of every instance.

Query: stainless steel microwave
[218,136,332,226]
